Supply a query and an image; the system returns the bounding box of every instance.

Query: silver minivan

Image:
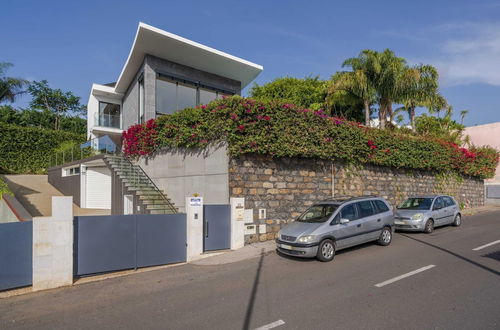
[276,197,395,262]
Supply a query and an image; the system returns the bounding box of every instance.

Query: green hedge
[122,97,499,179]
[0,176,12,197]
[0,122,85,174]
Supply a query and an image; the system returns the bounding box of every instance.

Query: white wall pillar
[186,196,203,262]
[32,196,74,291]
[230,197,245,250]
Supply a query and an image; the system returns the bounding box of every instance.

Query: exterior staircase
[103,155,177,214]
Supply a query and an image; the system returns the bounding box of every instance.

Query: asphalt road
[1,211,499,330]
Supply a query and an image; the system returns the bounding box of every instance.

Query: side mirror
[340,218,350,224]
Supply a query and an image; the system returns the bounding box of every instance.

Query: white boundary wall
[32,196,74,291]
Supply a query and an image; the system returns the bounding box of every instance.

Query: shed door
[86,167,111,209]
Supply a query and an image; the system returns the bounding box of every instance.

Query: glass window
[139,78,145,123]
[177,82,197,110]
[374,200,390,213]
[356,201,375,218]
[398,198,433,210]
[443,196,455,207]
[297,204,338,223]
[99,102,120,116]
[433,197,445,210]
[340,204,357,221]
[199,88,217,105]
[156,78,177,115]
[217,92,231,99]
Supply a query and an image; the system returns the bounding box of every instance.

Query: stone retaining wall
[228,154,484,244]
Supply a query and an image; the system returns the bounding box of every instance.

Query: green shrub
[122,97,499,179]
[0,122,85,174]
[0,176,12,197]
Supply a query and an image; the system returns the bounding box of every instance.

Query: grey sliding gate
[74,214,186,276]
[0,222,32,291]
[203,205,231,252]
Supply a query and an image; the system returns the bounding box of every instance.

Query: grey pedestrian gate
[74,214,186,276]
[203,205,231,251]
[0,222,32,291]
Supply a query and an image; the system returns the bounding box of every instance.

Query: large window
[97,102,120,128]
[155,75,234,115]
[139,77,145,123]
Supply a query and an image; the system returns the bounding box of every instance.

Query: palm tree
[342,49,407,129]
[397,64,440,130]
[0,62,28,104]
[328,69,376,125]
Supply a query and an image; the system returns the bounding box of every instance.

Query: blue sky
[1,0,499,126]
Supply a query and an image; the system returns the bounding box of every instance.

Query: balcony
[95,113,121,129]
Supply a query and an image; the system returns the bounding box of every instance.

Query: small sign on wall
[189,197,202,206]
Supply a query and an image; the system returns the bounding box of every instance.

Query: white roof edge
[91,83,123,96]
[138,22,263,71]
[114,22,263,92]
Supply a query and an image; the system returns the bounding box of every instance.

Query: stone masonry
[228,154,484,244]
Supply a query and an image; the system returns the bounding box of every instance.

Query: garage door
[86,167,111,209]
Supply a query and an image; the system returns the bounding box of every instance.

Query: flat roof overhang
[114,22,263,93]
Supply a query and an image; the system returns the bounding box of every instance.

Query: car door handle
[357,224,361,227]
[377,219,381,222]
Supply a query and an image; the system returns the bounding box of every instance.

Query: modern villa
[48,22,263,214]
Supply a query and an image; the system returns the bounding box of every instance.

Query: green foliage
[0,122,85,174]
[249,76,328,110]
[0,62,28,104]
[0,105,86,134]
[28,80,86,130]
[415,113,464,144]
[123,97,499,179]
[0,176,12,198]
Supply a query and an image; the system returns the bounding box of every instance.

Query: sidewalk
[462,204,500,216]
[192,240,276,266]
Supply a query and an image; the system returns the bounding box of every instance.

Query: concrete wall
[122,60,144,130]
[136,145,230,212]
[32,197,73,291]
[48,166,81,207]
[0,198,19,223]
[229,154,485,243]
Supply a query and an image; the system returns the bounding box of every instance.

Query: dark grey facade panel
[0,222,32,291]
[486,185,500,198]
[48,167,81,207]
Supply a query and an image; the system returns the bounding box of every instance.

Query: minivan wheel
[424,219,434,234]
[378,227,392,246]
[317,239,335,262]
[453,214,461,227]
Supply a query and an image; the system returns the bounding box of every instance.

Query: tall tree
[28,80,86,130]
[397,64,440,130]
[0,62,28,104]
[342,49,407,128]
[328,62,377,125]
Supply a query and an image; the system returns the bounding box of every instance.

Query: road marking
[472,239,500,251]
[375,265,436,288]
[254,319,285,330]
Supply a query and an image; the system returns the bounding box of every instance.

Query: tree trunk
[410,107,416,131]
[364,100,370,126]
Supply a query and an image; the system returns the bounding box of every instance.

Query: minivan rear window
[374,200,390,213]
[297,205,338,223]
[356,201,375,217]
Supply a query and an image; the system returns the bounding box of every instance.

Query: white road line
[254,319,285,330]
[375,265,436,288]
[472,239,500,251]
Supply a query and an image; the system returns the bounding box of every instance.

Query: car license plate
[280,244,293,250]
[395,221,404,225]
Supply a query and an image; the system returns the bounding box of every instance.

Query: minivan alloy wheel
[322,242,334,259]
[453,214,461,226]
[378,227,392,246]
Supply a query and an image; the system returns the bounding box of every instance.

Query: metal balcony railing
[95,113,121,129]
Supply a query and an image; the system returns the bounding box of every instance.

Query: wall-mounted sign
[189,197,202,206]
